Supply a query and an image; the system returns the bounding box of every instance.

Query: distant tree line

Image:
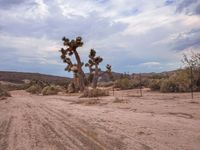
[114,52,200,93]
[147,52,200,92]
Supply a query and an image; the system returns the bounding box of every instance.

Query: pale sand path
[0,90,200,150]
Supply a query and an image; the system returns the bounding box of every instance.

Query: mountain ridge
[0,71,70,84]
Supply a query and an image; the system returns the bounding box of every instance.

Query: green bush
[81,88,109,97]
[42,85,63,95]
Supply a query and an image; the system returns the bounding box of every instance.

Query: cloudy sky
[0,0,200,77]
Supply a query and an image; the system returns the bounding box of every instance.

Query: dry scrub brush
[0,85,11,99]
[81,88,109,97]
[42,85,63,95]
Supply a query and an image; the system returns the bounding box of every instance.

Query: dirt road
[0,90,200,150]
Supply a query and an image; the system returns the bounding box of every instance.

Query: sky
[0,0,200,77]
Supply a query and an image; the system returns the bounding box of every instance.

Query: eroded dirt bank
[0,90,200,150]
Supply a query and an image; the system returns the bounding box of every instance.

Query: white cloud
[139,62,161,67]
[0,33,60,65]
[0,0,49,21]
[0,0,200,75]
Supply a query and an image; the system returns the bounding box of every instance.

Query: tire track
[0,117,13,150]
[40,104,109,150]
[22,103,75,150]
[40,105,152,150]
[32,105,84,150]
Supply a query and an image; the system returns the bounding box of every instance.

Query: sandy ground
[0,89,200,150]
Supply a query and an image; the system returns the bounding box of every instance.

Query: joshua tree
[105,64,113,80]
[59,36,114,91]
[59,36,85,92]
[85,49,103,88]
[85,49,113,88]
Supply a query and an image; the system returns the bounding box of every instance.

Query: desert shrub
[114,78,128,89]
[0,81,30,91]
[42,85,63,95]
[0,86,11,98]
[114,75,148,90]
[26,85,42,94]
[149,79,162,91]
[147,69,192,93]
[160,70,190,92]
[113,97,128,103]
[160,79,178,92]
[20,83,32,90]
[85,99,100,105]
[26,79,52,94]
[114,78,136,90]
[81,88,109,97]
[97,81,114,87]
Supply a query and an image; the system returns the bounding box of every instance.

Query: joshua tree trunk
[74,50,85,91]
[190,66,194,99]
[73,73,79,92]
[198,71,200,92]
[92,64,99,88]
[85,49,103,89]
[106,71,114,81]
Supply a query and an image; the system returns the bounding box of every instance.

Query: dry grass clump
[73,98,100,105]
[97,81,114,87]
[113,97,128,103]
[26,80,65,95]
[42,85,63,95]
[0,81,30,91]
[114,78,142,90]
[148,69,195,93]
[81,88,109,97]
[0,86,11,99]
[85,99,100,105]
[26,85,42,94]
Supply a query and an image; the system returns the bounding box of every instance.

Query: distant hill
[85,69,180,82]
[111,70,179,79]
[0,71,70,85]
[0,69,179,85]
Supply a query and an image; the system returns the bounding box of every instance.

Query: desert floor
[0,89,200,150]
